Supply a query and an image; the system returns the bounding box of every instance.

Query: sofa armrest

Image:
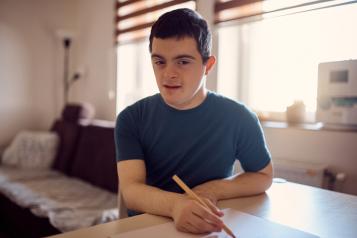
[68,122,118,193]
[0,145,6,162]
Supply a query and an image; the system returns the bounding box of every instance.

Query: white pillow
[2,131,59,169]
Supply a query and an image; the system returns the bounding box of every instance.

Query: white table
[48,182,357,238]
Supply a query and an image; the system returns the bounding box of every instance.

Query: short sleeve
[114,108,144,162]
[235,109,271,172]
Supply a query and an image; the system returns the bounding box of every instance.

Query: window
[216,2,357,121]
[116,40,157,113]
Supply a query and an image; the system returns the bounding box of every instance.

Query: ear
[204,56,216,75]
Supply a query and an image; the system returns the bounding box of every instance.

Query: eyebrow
[151,54,196,60]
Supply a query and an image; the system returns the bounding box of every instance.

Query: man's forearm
[122,183,186,217]
[193,171,273,201]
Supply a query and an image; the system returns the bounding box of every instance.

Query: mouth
[163,85,182,90]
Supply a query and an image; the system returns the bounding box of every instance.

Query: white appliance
[317,59,357,126]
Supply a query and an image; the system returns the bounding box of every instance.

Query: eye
[178,60,190,65]
[154,60,165,66]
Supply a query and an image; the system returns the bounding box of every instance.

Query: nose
[163,64,178,80]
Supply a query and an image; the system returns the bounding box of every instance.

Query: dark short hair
[149,8,212,64]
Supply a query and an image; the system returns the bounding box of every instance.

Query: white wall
[0,0,77,146]
[0,0,116,147]
[264,127,357,195]
[70,0,117,120]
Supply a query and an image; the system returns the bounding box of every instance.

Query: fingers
[176,214,222,234]
[176,220,207,234]
[189,211,223,233]
[202,197,224,217]
[191,202,223,227]
[173,199,223,234]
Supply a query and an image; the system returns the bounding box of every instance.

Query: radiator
[272,159,327,188]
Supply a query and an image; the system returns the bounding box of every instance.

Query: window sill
[261,121,357,133]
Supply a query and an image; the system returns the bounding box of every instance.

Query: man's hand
[192,185,218,205]
[171,197,224,234]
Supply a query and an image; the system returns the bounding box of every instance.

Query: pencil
[172,175,236,238]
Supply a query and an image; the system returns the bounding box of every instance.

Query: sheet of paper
[110,208,319,238]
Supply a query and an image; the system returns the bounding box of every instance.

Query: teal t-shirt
[115,91,271,190]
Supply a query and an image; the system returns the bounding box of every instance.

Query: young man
[115,8,273,235]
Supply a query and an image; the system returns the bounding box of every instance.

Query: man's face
[151,37,215,110]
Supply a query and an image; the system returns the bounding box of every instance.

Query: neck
[167,88,208,110]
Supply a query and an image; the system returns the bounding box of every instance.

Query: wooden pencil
[172,175,236,238]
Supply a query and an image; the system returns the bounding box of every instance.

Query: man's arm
[117,160,224,234]
[192,161,273,203]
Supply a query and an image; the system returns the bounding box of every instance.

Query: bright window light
[116,41,158,114]
[217,4,357,115]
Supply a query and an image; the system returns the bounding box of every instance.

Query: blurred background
[1,0,356,195]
